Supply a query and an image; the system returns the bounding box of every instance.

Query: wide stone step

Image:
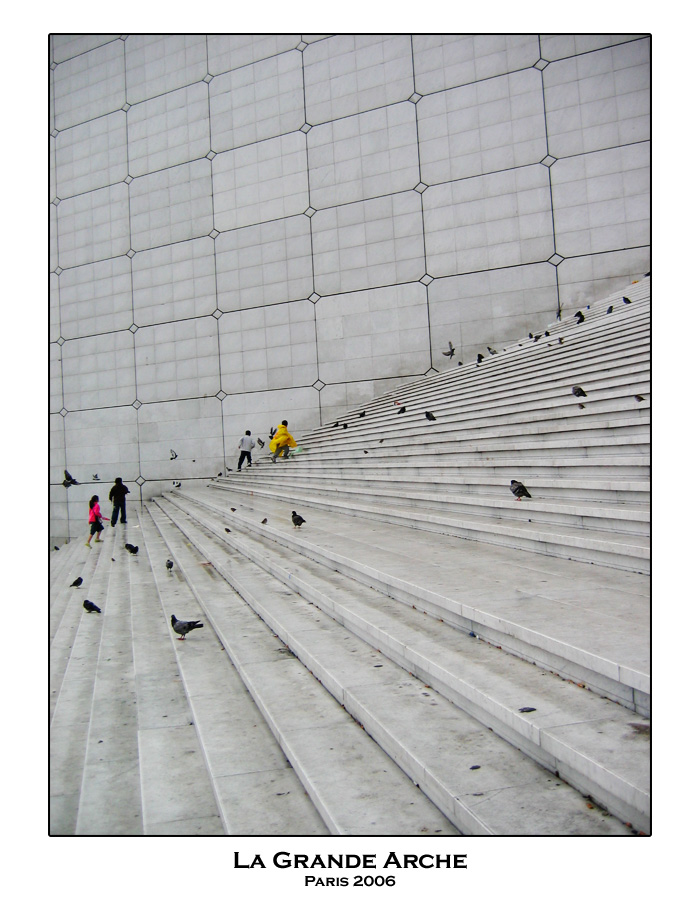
[176,487,650,715]
[151,495,633,836]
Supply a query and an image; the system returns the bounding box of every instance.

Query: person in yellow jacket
[269,420,297,462]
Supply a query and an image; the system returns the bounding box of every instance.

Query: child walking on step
[86,495,108,548]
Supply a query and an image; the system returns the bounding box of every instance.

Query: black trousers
[238,451,252,470]
[111,499,127,525]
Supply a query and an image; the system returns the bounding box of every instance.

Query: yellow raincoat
[269,423,297,454]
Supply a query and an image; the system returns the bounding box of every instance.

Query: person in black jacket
[109,477,130,526]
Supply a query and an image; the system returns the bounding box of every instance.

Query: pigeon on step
[83,599,101,613]
[70,576,83,588]
[607,305,614,314]
[425,411,437,421]
[292,511,306,528]
[476,353,484,364]
[397,406,406,414]
[510,480,532,500]
[574,311,585,324]
[487,346,497,355]
[171,615,204,640]
[125,543,139,555]
[571,386,587,398]
[622,296,631,304]
[166,559,174,572]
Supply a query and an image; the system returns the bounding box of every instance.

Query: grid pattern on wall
[49,33,650,542]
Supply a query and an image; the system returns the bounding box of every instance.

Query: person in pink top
[86,495,108,548]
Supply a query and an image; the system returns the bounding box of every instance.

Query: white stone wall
[50,33,650,542]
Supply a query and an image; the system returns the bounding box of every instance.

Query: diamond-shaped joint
[57,336,65,346]
[50,61,57,71]
[297,41,308,51]
[124,175,133,184]
[300,122,312,134]
[52,197,61,206]
[132,399,142,409]
[548,253,564,266]
[136,476,145,486]
[127,249,135,258]
[54,266,63,275]
[534,58,549,70]
[212,309,223,319]
[414,182,428,194]
[308,292,321,304]
[204,73,213,83]
[420,274,434,286]
[540,155,557,167]
[51,128,59,138]
[59,408,68,417]
[313,380,325,391]
[122,103,131,112]
[409,92,422,104]
[129,323,138,333]
[206,150,217,160]
[304,207,316,218]
[209,229,220,239]
[216,390,226,401]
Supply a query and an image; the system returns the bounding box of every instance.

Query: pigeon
[533,334,541,342]
[578,403,585,409]
[442,341,455,358]
[217,472,223,477]
[257,438,265,448]
[226,467,234,473]
[574,310,585,324]
[83,599,101,614]
[291,511,306,528]
[397,406,406,414]
[519,707,537,713]
[544,331,550,337]
[634,395,644,402]
[63,470,79,488]
[425,411,437,421]
[332,422,339,428]
[622,296,631,304]
[70,577,83,588]
[230,507,236,512]
[571,386,587,398]
[363,450,369,454]
[125,543,139,555]
[607,305,614,314]
[171,614,204,640]
[558,337,564,344]
[510,480,532,500]
[92,474,99,481]
[224,527,231,533]
[528,332,533,338]
[261,518,268,525]
[342,423,348,429]
[358,411,365,417]
[173,482,182,488]
[269,427,276,440]
[487,346,497,355]
[170,449,178,460]
[53,546,59,552]
[166,559,174,571]
[476,353,484,363]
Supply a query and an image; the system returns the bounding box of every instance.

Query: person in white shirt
[237,430,256,471]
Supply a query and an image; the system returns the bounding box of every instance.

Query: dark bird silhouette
[578,403,586,409]
[83,599,101,613]
[487,346,497,355]
[166,559,174,571]
[510,480,532,501]
[217,472,223,477]
[519,707,537,713]
[379,439,384,443]
[70,577,83,588]
[125,543,139,555]
[571,386,587,398]
[622,296,631,304]
[397,406,406,414]
[170,449,178,460]
[634,395,644,402]
[92,474,99,481]
[476,353,484,363]
[230,508,236,512]
[332,422,339,428]
[173,482,182,488]
[544,331,550,337]
[226,467,234,473]
[533,334,541,342]
[442,341,455,358]
[257,438,265,448]
[291,511,306,528]
[261,518,268,525]
[54,546,59,551]
[364,450,369,454]
[425,411,437,421]
[269,427,276,440]
[342,423,348,429]
[558,337,564,344]
[358,411,365,417]
[528,332,533,338]
[607,305,613,314]
[574,311,585,324]
[63,469,79,488]
[224,527,231,533]
[171,615,203,640]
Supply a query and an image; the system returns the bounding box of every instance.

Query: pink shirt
[88,503,102,523]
